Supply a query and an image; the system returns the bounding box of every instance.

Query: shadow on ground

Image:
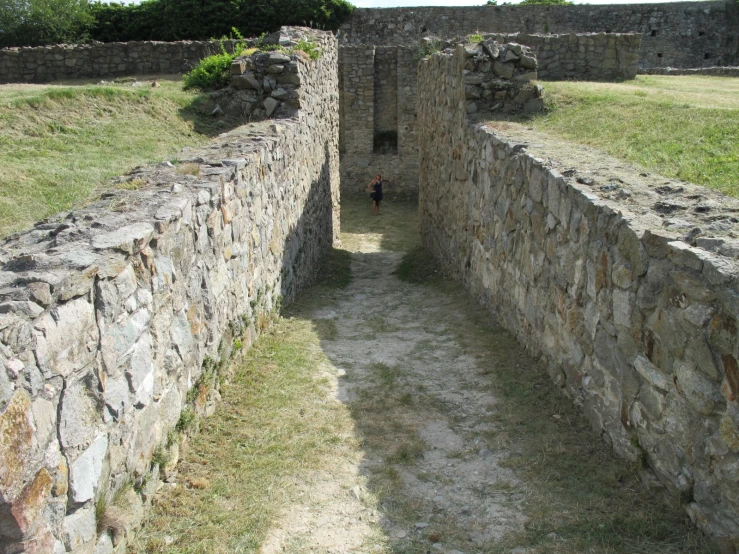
[283,196,715,554]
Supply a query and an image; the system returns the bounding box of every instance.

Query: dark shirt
[372,180,383,201]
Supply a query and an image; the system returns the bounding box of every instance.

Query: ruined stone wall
[0,40,242,84]
[340,1,739,70]
[483,33,640,81]
[338,31,637,197]
[339,45,418,197]
[643,66,739,77]
[418,46,739,549]
[0,29,339,554]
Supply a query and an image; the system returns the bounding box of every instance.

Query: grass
[129,319,359,553]
[0,76,225,237]
[394,246,444,285]
[522,75,739,197]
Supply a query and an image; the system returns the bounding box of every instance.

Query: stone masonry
[0,28,339,554]
[483,32,640,81]
[418,44,739,550]
[458,39,544,117]
[339,45,419,196]
[0,40,242,84]
[338,31,639,198]
[339,1,739,70]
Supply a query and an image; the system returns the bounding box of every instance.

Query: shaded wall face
[340,1,739,70]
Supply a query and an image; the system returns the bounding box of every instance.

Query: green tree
[89,0,354,43]
[0,0,93,47]
[517,0,574,5]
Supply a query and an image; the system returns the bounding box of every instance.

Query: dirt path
[263,227,528,553]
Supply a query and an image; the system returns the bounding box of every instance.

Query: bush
[0,0,93,47]
[182,28,246,90]
[182,51,235,90]
[89,0,354,44]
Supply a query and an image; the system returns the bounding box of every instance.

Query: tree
[0,0,93,47]
[89,0,354,43]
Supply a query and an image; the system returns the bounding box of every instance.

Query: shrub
[182,28,246,91]
[0,0,93,47]
[294,38,321,61]
[182,51,235,90]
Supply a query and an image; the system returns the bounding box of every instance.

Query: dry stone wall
[459,40,544,117]
[0,40,241,84]
[338,30,637,197]
[643,66,739,77]
[0,28,339,554]
[340,1,739,70]
[482,32,640,81]
[338,45,419,197]
[418,45,739,549]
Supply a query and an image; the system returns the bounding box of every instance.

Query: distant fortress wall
[339,1,739,70]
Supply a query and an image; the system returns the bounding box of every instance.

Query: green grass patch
[526,75,739,197]
[0,77,224,237]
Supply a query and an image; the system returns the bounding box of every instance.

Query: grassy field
[525,75,739,197]
[0,76,222,237]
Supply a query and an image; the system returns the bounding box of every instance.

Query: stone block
[493,62,514,79]
[34,298,97,377]
[91,223,154,255]
[232,72,262,90]
[63,507,95,551]
[69,434,108,503]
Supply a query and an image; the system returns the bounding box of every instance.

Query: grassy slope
[0,76,220,237]
[528,75,739,197]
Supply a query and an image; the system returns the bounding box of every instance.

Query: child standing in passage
[367,173,384,215]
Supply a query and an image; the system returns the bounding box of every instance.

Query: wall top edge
[469,120,739,268]
[350,1,731,12]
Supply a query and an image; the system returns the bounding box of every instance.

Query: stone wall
[418,45,739,549]
[340,1,739,70]
[0,28,339,554]
[643,66,739,77]
[338,30,637,197]
[484,32,640,81]
[459,40,544,117]
[0,40,242,84]
[338,45,418,197]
